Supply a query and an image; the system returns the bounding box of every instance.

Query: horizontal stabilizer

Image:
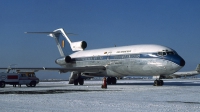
[25,32,75,35]
[25,28,80,57]
[25,32,55,34]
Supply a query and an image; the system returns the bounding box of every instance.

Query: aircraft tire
[154,80,163,86]
[154,80,158,86]
[160,80,164,86]
[107,77,111,85]
[74,79,78,85]
[111,77,117,84]
[78,78,84,85]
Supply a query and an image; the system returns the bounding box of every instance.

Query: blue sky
[0,0,200,79]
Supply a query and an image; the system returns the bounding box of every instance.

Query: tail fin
[195,64,200,73]
[50,28,73,57]
[26,28,87,57]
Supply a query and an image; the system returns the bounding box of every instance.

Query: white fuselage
[59,44,185,77]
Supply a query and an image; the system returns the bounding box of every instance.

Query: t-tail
[26,28,87,65]
[26,28,87,57]
[195,64,200,73]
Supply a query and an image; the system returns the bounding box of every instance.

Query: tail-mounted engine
[55,56,72,65]
[70,41,87,51]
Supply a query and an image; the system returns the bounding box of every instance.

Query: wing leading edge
[0,66,106,73]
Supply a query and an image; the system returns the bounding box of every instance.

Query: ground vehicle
[0,72,39,88]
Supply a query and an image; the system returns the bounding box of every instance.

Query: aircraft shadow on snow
[116,80,200,86]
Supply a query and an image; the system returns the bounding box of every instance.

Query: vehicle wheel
[30,81,36,87]
[0,81,5,88]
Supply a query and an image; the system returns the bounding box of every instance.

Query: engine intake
[55,56,72,65]
[71,41,87,51]
[65,56,71,63]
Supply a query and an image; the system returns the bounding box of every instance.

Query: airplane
[0,28,185,86]
[169,64,200,78]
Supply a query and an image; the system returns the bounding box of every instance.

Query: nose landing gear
[106,77,117,85]
[154,79,164,86]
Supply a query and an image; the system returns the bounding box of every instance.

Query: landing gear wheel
[78,78,84,85]
[111,77,117,84]
[107,77,112,85]
[74,77,84,85]
[160,80,164,86]
[107,77,117,85]
[154,80,160,86]
[154,80,164,86]
[74,79,78,85]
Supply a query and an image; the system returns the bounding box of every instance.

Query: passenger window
[163,52,167,56]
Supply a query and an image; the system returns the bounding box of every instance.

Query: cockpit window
[158,52,162,56]
[167,51,175,55]
[163,52,167,56]
[157,51,175,56]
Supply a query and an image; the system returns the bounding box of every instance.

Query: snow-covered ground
[1,79,200,112]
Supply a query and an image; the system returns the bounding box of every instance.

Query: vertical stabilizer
[26,28,87,57]
[195,64,200,73]
[49,28,73,57]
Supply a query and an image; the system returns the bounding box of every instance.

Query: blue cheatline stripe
[72,53,183,66]
[74,53,144,61]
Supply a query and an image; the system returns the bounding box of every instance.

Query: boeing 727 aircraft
[0,28,185,86]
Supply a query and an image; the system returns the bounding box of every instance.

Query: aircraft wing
[0,66,106,73]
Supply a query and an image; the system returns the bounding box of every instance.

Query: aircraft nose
[168,54,185,67]
[180,58,185,66]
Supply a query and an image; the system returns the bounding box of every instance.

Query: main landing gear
[153,79,164,86]
[106,77,117,85]
[74,77,84,85]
